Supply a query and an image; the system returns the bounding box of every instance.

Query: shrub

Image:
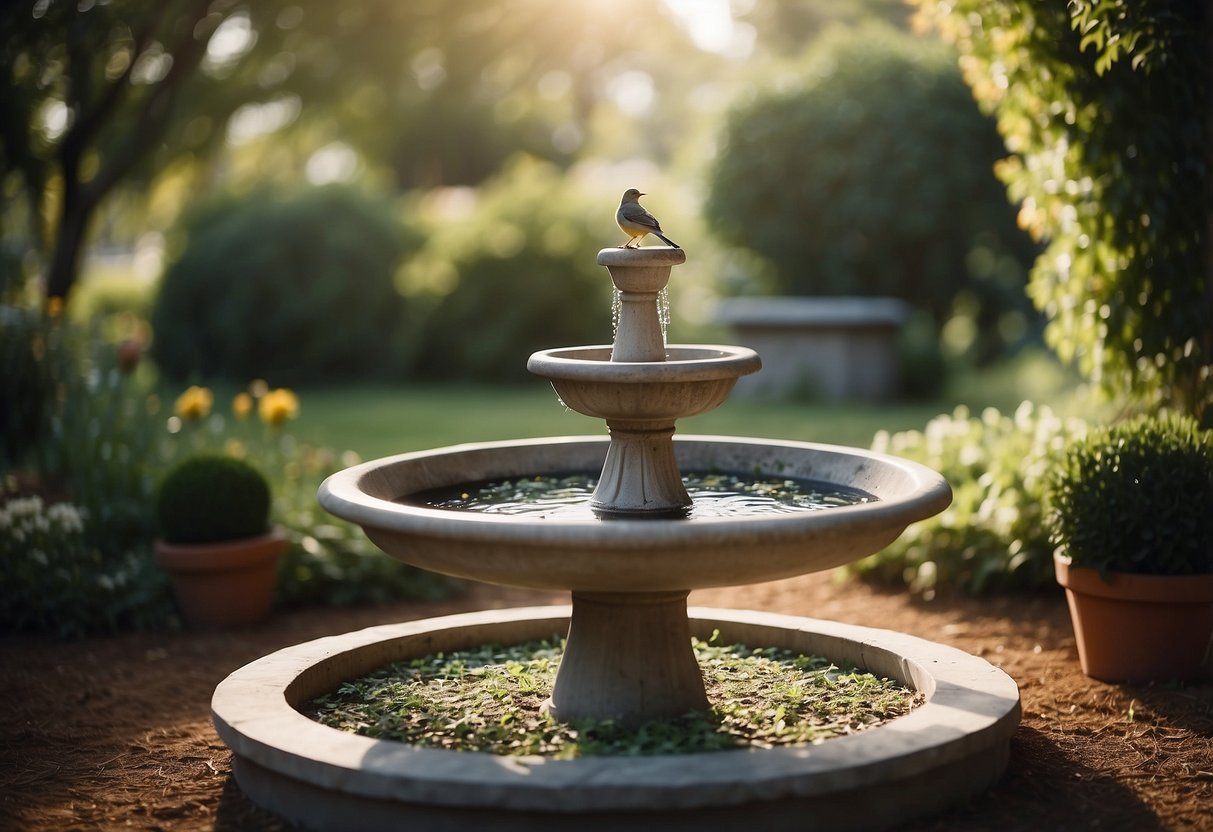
[403,161,616,382]
[1046,414,1213,576]
[151,186,413,385]
[156,454,272,544]
[0,492,171,638]
[706,22,1037,363]
[0,305,58,465]
[849,402,1087,595]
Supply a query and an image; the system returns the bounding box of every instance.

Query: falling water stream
[612,287,670,346]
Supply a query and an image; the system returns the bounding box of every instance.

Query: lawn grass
[279,349,1095,461]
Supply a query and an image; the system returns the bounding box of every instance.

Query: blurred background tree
[0,0,690,305]
[151,185,414,385]
[705,22,1039,365]
[400,161,617,383]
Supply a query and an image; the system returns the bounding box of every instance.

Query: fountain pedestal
[547,590,708,722]
[527,247,762,721]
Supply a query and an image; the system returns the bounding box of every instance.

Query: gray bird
[616,188,680,248]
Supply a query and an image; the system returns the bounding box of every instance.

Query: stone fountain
[212,247,1020,830]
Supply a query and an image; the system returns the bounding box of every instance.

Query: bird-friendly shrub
[151,186,414,385]
[707,22,1037,363]
[849,402,1087,596]
[1046,414,1213,576]
[156,454,271,545]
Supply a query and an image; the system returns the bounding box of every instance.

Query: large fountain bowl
[318,434,951,593]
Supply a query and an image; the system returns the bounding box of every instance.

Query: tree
[0,0,378,303]
[912,0,1211,419]
[0,0,683,306]
[706,23,1037,362]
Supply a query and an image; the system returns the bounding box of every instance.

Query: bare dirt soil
[2,571,1210,831]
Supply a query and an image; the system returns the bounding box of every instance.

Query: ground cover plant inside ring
[305,633,923,757]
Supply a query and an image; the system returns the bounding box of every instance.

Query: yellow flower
[258,388,299,427]
[232,392,254,420]
[174,386,214,422]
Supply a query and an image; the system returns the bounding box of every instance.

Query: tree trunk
[45,189,92,303]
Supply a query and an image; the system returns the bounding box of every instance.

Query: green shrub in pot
[156,454,272,545]
[1046,414,1213,576]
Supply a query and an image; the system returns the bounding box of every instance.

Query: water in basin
[409,471,875,520]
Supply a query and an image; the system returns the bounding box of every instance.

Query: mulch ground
[2,571,1210,831]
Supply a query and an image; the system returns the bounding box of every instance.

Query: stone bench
[716,296,910,401]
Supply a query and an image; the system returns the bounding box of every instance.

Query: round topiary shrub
[706,22,1037,362]
[156,454,272,545]
[1046,414,1213,576]
[151,186,413,385]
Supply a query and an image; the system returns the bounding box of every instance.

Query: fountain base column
[546,590,709,725]
[590,423,692,517]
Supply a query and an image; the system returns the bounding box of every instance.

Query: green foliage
[1046,414,1213,575]
[707,22,1036,362]
[1,308,177,636]
[151,186,413,385]
[165,388,455,608]
[34,321,163,560]
[309,636,919,757]
[403,162,615,382]
[156,454,271,544]
[849,403,1088,595]
[912,0,1211,418]
[0,305,58,465]
[0,492,171,638]
[2,312,451,636]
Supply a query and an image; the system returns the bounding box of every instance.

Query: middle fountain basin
[527,345,762,421]
[318,434,952,594]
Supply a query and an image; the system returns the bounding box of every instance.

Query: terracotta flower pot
[155,528,287,630]
[1054,553,1213,683]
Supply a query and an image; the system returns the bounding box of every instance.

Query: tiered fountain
[212,247,1020,831]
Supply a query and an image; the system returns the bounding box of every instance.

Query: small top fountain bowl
[317,434,951,593]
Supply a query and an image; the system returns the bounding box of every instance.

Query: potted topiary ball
[154,453,287,630]
[1046,414,1213,682]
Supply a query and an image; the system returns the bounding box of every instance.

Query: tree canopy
[0,0,687,303]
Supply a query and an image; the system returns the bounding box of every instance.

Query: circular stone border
[212,606,1021,831]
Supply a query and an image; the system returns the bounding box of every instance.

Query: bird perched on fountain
[616,188,680,249]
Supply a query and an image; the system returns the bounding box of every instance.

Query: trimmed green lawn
[283,350,1095,461]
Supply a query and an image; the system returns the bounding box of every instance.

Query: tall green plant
[912,0,1211,418]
